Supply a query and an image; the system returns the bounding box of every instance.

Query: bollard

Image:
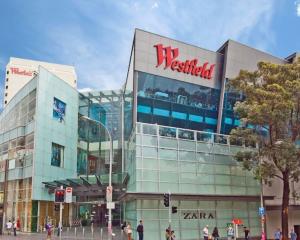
[75,227,77,236]
[67,227,69,233]
[100,228,103,240]
[83,227,85,236]
[91,226,94,238]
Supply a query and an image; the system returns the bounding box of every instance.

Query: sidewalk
[0,227,125,239]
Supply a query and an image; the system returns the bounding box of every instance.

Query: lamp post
[80,115,113,239]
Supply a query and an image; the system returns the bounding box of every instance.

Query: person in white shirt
[6,220,12,235]
[203,225,209,240]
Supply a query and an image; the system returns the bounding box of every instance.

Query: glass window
[172,111,186,120]
[159,126,176,138]
[51,143,64,167]
[137,72,221,132]
[189,114,203,122]
[53,97,66,122]
[142,124,157,135]
[159,148,177,160]
[178,129,194,140]
[153,108,169,117]
[137,105,151,114]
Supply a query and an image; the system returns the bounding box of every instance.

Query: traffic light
[54,204,60,211]
[172,206,177,214]
[55,189,65,203]
[163,193,170,207]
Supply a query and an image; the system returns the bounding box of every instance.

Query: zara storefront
[121,29,289,240]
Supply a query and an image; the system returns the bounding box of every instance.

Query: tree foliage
[228,58,300,239]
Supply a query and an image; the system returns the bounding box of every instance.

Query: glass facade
[221,79,244,134]
[0,79,37,232]
[137,72,220,133]
[124,122,260,240]
[126,122,260,195]
[125,199,260,240]
[78,91,123,178]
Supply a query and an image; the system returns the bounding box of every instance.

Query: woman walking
[212,227,219,240]
[126,222,132,240]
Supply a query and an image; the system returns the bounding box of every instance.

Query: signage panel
[65,187,72,203]
[154,44,215,80]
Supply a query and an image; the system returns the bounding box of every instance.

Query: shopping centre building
[0,29,299,239]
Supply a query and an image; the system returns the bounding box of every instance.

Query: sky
[0,0,299,103]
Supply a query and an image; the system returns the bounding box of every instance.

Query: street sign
[107,202,115,209]
[232,218,243,225]
[65,187,72,203]
[259,207,265,216]
[106,186,113,202]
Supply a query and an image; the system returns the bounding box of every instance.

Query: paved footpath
[0,227,125,240]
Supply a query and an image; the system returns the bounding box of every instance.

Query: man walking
[291,228,297,240]
[274,228,281,240]
[243,227,250,240]
[137,220,144,240]
[13,220,17,236]
[203,225,209,240]
[6,220,12,235]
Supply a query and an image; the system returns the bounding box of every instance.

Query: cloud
[38,0,277,91]
[151,2,159,9]
[78,88,93,93]
[296,1,300,16]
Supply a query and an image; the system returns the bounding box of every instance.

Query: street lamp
[80,115,113,239]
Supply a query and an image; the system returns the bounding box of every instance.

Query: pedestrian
[6,220,12,235]
[171,230,176,240]
[126,222,132,240]
[291,228,297,240]
[46,222,52,240]
[212,227,219,240]
[13,220,17,236]
[16,218,20,230]
[244,227,250,240]
[203,225,209,240]
[165,227,171,240]
[137,220,144,240]
[227,225,234,240]
[121,221,127,231]
[274,228,281,240]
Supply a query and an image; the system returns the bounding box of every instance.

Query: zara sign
[154,44,215,80]
[182,210,216,220]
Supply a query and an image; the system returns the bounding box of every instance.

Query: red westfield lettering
[10,67,33,76]
[154,44,215,79]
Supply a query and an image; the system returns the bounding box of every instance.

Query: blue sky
[0,0,299,102]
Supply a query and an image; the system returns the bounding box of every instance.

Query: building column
[37,201,40,232]
[69,203,73,226]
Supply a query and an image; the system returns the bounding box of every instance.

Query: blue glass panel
[153,108,169,117]
[234,119,240,126]
[205,117,217,125]
[189,114,203,123]
[53,97,66,122]
[172,111,186,120]
[225,117,233,125]
[137,105,151,114]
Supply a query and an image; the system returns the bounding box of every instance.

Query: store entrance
[75,202,121,227]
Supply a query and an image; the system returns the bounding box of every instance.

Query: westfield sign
[10,67,33,76]
[154,44,215,80]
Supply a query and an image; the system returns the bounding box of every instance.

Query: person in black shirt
[212,227,219,240]
[137,220,144,240]
[244,227,250,240]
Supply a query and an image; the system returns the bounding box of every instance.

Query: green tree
[228,59,300,240]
